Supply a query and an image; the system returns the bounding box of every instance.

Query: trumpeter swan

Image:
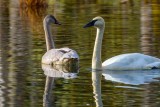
[41,15,79,65]
[83,16,160,70]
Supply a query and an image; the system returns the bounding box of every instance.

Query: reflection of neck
[44,20,55,51]
[92,26,104,69]
[43,76,54,106]
[92,71,103,107]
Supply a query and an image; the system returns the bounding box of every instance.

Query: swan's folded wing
[102,53,160,70]
[42,48,79,65]
[59,48,79,61]
[42,49,64,64]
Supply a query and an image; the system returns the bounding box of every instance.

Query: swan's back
[42,47,79,65]
[102,53,160,70]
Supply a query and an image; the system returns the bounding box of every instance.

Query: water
[0,0,160,107]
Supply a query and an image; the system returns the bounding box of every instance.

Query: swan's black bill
[55,21,61,25]
[48,15,61,25]
[53,17,61,25]
[83,20,97,28]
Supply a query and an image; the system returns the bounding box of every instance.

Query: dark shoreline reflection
[102,69,160,86]
[140,0,154,55]
[19,5,47,33]
[42,64,79,107]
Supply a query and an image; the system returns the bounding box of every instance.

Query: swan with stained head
[83,16,160,70]
[42,15,79,65]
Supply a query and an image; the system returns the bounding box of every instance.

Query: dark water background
[0,0,160,107]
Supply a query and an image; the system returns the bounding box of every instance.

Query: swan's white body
[84,16,160,70]
[41,15,79,65]
[102,53,160,70]
[42,47,79,65]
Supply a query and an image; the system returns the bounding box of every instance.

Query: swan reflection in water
[102,69,160,85]
[42,64,79,107]
[91,69,160,107]
[92,70,103,107]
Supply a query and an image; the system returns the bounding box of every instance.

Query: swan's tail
[145,62,160,69]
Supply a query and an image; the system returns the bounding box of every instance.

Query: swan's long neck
[44,20,55,51]
[92,26,104,69]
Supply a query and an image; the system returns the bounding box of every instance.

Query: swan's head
[43,15,61,25]
[83,16,105,28]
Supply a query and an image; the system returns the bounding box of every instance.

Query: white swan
[41,15,79,65]
[83,16,160,70]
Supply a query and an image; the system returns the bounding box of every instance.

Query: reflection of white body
[102,69,160,85]
[42,64,78,79]
[84,16,160,70]
[41,15,79,65]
